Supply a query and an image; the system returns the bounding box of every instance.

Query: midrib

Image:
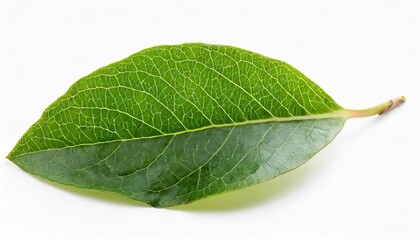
[10,110,347,159]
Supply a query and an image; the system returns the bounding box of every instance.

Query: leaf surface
[7,43,364,207]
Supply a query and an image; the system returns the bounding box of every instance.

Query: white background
[0,0,419,239]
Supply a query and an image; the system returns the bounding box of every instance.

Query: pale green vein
[150,127,235,192]
[11,112,347,158]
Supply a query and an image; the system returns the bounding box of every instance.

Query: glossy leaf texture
[8,43,347,207]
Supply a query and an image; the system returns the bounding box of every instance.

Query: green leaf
[7,43,404,207]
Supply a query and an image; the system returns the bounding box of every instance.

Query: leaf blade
[8,43,347,207]
[11,119,344,207]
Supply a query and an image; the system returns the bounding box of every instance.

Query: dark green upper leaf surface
[13,119,343,207]
[8,43,344,207]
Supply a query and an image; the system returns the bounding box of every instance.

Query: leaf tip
[5,148,17,162]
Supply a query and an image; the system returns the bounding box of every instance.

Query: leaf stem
[343,96,406,119]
